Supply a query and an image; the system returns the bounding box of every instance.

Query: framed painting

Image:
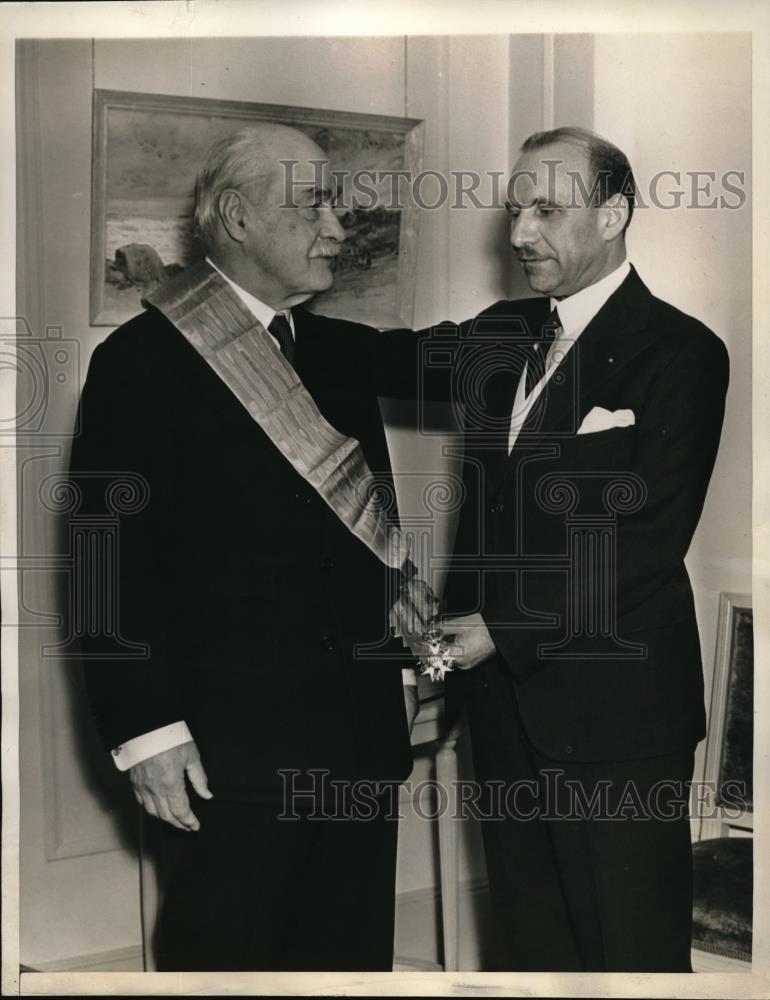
[703,591,754,826]
[90,89,424,328]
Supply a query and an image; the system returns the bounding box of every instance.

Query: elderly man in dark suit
[70,124,420,972]
[403,127,729,971]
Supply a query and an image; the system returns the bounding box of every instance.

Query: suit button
[295,492,312,505]
[320,634,337,652]
[320,557,335,572]
[564,744,574,755]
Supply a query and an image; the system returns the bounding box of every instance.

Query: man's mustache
[309,239,341,259]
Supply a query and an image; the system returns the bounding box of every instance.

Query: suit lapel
[466,297,552,485]
[493,267,658,490]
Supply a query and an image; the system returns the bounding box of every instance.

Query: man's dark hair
[521,126,636,233]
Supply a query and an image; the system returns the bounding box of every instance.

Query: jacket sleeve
[482,330,730,683]
[69,341,185,751]
[364,301,528,400]
[362,322,462,402]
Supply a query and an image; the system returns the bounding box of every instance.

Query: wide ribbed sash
[144,260,416,577]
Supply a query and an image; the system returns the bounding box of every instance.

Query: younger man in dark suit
[408,127,729,971]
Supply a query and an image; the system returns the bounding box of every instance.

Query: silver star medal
[418,625,455,682]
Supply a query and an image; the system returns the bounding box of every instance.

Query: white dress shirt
[508,259,631,453]
[111,261,414,772]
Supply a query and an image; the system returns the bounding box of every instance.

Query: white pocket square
[577,406,635,435]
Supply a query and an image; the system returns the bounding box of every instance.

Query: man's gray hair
[192,129,273,252]
[521,126,636,232]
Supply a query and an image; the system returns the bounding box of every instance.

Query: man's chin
[295,278,335,303]
[520,262,558,295]
[309,259,336,290]
[314,273,335,293]
[524,275,555,295]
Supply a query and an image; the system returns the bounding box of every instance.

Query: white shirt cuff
[402,667,418,686]
[110,721,193,771]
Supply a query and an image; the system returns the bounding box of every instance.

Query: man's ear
[218,188,249,244]
[600,193,629,241]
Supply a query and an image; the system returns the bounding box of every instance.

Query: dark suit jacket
[443,266,729,763]
[70,304,414,804]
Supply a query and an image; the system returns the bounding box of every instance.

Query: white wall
[17,39,145,970]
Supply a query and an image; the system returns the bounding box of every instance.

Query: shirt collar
[205,256,294,335]
[551,259,631,339]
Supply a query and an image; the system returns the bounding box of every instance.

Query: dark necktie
[525,307,562,397]
[268,313,296,367]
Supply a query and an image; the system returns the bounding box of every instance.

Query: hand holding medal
[389,576,457,682]
[416,622,457,682]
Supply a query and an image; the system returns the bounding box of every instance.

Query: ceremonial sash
[144,260,416,577]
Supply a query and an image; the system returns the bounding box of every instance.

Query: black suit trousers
[466,656,695,972]
[152,794,400,971]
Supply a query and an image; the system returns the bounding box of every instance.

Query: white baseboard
[394,877,492,971]
[25,879,485,974]
[393,957,444,972]
[691,948,752,973]
[26,931,740,975]
[395,882,752,975]
[23,945,144,973]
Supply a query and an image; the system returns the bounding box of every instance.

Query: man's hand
[441,612,496,671]
[404,684,420,733]
[129,740,212,831]
[390,577,439,640]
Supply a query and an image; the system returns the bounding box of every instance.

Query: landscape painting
[91,90,424,328]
